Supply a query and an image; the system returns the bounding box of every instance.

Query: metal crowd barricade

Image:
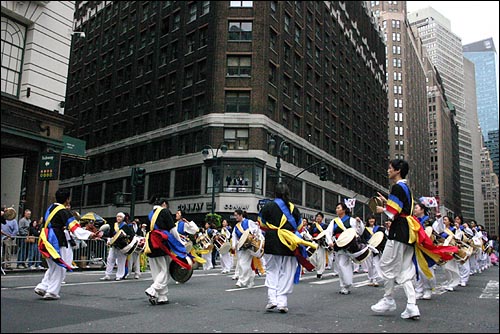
[1,236,108,272]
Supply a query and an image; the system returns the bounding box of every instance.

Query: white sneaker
[34,287,46,297]
[247,281,254,288]
[401,303,420,320]
[100,275,111,281]
[266,303,277,312]
[422,290,432,300]
[43,292,60,300]
[415,292,424,300]
[134,274,140,279]
[339,287,350,295]
[371,297,397,313]
[460,282,466,287]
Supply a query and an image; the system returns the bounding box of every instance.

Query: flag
[419,196,438,208]
[344,198,356,209]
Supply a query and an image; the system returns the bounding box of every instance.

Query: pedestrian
[258,182,316,313]
[1,207,18,269]
[17,209,31,268]
[26,219,43,269]
[35,189,96,300]
[144,197,189,305]
[219,219,233,274]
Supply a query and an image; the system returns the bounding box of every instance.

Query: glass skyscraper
[464,38,499,176]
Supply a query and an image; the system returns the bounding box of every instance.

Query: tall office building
[480,147,499,236]
[60,1,389,223]
[463,57,484,223]
[368,1,430,199]
[1,1,76,217]
[463,38,500,177]
[409,7,478,221]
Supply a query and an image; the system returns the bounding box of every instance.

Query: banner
[344,198,356,210]
[419,196,438,208]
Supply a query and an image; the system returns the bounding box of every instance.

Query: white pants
[128,251,141,276]
[367,253,382,282]
[414,264,434,293]
[264,254,296,308]
[36,246,73,297]
[236,249,255,287]
[220,252,233,272]
[459,259,470,284]
[310,247,327,274]
[443,259,460,288]
[379,240,417,304]
[105,247,127,279]
[148,255,171,302]
[336,251,354,289]
[202,252,213,270]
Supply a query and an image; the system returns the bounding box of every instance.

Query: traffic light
[134,167,146,186]
[319,165,328,181]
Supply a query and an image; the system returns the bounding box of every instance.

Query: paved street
[1,263,498,333]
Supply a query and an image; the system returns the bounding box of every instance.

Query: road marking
[479,280,499,299]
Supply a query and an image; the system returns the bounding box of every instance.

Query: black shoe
[317,274,322,279]
[157,300,169,305]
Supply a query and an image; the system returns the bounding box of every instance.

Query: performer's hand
[376,192,387,204]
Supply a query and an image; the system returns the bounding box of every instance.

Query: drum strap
[333,217,347,231]
[314,222,324,233]
[366,226,374,236]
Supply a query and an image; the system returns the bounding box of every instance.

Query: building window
[230,1,253,7]
[1,15,26,97]
[224,128,249,150]
[200,26,208,48]
[186,33,196,54]
[174,167,201,197]
[227,55,251,76]
[201,1,210,15]
[188,3,197,22]
[220,161,262,194]
[184,65,194,87]
[228,21,252,41]
[225,91,251,113]
[306,183,322,210]
[149,171,170,199]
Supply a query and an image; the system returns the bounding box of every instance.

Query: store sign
[177,202,205,213]
[39,153,60,181]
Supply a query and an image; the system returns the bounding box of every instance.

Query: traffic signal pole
[291,160,325,181]
[130,167,136,219]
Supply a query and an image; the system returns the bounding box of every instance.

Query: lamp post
[268,136,289,183]
[202,143,228,214]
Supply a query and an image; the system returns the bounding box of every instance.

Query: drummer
[432,213,460,291]
[231,209,262,288]
[325,202,365,295]
[308,212,329,279]
[100,212,135,281]
[412,203,435,300]
[219,219,233,274]
[361,215,385,287]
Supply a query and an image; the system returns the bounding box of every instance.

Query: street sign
[39,153,60,181]
[62,135,86,158]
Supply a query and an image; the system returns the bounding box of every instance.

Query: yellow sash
[143,207,163,255]
[333,217,346,231]
[264,202,317,251]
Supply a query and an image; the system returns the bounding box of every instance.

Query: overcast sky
[406,1,499,49]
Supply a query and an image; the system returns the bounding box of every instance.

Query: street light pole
[268,136,289,184]
[202,143,228,215]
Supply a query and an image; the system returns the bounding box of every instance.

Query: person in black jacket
[259,183,315,314]
[144,197,186,305]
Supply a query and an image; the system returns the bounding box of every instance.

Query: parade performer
[258,183,317,313]
[35,189,96,300]
[144,197,190,305]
